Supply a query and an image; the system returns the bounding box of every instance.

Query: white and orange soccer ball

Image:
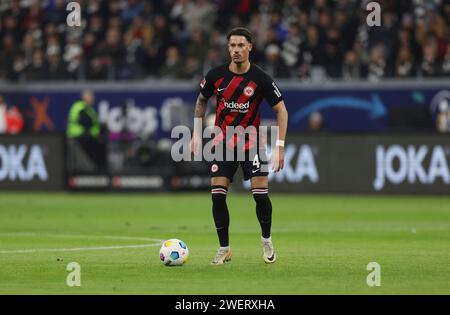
[159,239,189,266]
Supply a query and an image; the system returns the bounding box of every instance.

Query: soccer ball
[159,239,189,266]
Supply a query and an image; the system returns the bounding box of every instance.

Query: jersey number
[253,155,260,169]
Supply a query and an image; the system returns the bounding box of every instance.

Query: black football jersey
[200,63,283,133]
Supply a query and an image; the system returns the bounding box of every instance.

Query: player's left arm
[271,101,288,172]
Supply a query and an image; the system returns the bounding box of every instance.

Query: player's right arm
[191,93,209,154]
[260,71,287,172]
[194,93,209,118]
[191,71,216,154]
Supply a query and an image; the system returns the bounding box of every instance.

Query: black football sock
[252,188,272,239]
[211,185,230,247]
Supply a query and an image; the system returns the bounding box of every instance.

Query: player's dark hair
[226,27,253,44]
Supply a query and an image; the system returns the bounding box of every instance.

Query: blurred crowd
[0,94,24,134]
[0,0,450,82]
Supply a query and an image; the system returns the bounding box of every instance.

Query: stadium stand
[0,0,449,82]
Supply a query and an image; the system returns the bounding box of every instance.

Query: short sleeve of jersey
[261,73,283,107]
[199,70,215,99]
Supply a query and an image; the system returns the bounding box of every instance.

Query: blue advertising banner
[1,84,448,136]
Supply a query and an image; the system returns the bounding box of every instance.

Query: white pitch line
[0,232,164,254]
[0,243,161,254]
[0,232,163,243]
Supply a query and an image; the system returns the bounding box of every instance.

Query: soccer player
[190,27,288,265]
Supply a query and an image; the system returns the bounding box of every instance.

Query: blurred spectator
[3,15,21,40]
[443,43,450,76]
[436,99,450,133]
[342,50,362,80]
[63,34,83,79]
[269,10,289,42]
[308,112,325,132]
[121,29,145,80]
[25,49,47,81]
[367,44,388,82]
[202,48,224,73]
[160,46,183,78]
[263,44,291,78]
[86,27,126,80]
[420,38,441,77]
[395,46,417,78]
[368,12,399,63]
[281,23,302,68]
[0,95,24,134]
[104,27,126,79]
[324,28,344,78]
[186,29,208,61]
[182,56,202,80]
[248,13,269,56]
[0,95,6,134]
[282,0,301,25]
[45,0,68,28]
[121,0,145,24]
[11,52,28,81]
[66,89,106,171]
[182,0,216,33]
[0,35,16,79]
[5,105,24,134]
[21,33,35,64]
[47,47,69,80]
[301,25,325,68]
[142,14,173,76]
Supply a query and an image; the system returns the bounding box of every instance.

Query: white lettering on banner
[269,144,319,183]
[429,146,450,182]
[242,144,319,189]
[0,145,48,182]
[373,145,450,190]
[98,100,158,137]
[161,98,185,132]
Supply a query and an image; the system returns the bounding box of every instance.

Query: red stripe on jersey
[215,76,243,127]
[213,76,244,146]
[223,81,258,149]
[214,77,224,90]
[216,76,244,129]
[222,76,244,100]
[243,124,259,151]
[240,95,264,151]
[240,94,263,128]
[253,114,261,127]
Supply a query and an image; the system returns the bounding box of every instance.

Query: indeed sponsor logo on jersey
[223,99,250,112]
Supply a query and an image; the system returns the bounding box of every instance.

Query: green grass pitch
[0,192,449,294]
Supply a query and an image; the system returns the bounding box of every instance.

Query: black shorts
[210,149,269,182]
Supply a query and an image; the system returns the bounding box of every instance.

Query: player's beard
[232,54,244,64]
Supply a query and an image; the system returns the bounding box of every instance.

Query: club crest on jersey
[211,164,219,173]
[244,86,254,97]
[200,78,206,89]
